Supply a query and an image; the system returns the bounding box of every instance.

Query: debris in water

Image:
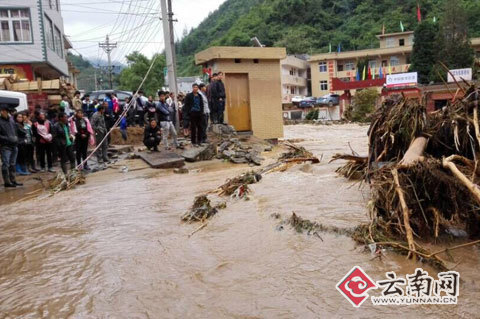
[48,170,86,194]
[181,195,226,223]
[174,167,189,174]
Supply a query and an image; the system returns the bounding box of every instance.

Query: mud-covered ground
[1,124,479,318]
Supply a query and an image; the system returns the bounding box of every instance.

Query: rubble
[181,195,225,223]
[332,85,480,267]
[174,167,189,174]
[182,143,217,162]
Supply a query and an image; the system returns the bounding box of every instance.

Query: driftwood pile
[333,86,480,268]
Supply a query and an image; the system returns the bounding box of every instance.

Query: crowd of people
[0,71,227,189]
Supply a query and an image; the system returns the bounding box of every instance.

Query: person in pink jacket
[69,109,95,170]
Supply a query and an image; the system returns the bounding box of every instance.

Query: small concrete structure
[137,151,185,169]
[195,46,286,140]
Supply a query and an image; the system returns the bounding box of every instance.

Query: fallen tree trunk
[443,155,480,205]
[398,136,428,167]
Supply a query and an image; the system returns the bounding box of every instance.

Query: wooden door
[225,73,251,131]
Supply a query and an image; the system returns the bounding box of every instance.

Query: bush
[348,89,379,122]
[305,109,319,120]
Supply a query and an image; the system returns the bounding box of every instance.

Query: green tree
[348,88,378,122]
[409,21,439,84]
[436,0,474,76]
[118,52,166,97]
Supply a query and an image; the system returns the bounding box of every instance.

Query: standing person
[167,92,177,128]
[82,94,95,119]
[112,93,120,123]
[211,71,226,124]
[144,100,158,126]
[135,90,148,127]
[156,91,178,150]
[0,104,22,188]
[33,112,55,172]
[60,94,72,116]
[71,110,94,170]
[52,112,76,175]
[91,104,109,165]
[143,119,161,151]
[208,73,217,123]
[23,113,38,173]
[72,91,82,113]
[183,84,204,146]
[103,93,114,133]
[119,115,128,142]
[14,113,31,176]
[198,83,210,144]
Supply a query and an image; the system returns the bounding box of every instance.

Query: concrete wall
[212,59,284,140]
[42,0,68,75]
[0,1,43,64]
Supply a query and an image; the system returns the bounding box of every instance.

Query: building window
[54,27,63,58]
[320,81,328,91]
[234,58,241,63]
[345,62,355,71]
[0,8,32,43]
[399,39,405,46]
[289,68,296,76]
[253,59,259,64]
[337,64,344,72]
[45,16,54,50]
[390,56,400,66]
[368,60,377,69]
[290,87,295,94]
[386,37,395,48]
[319,61,327,72]
[382,60,388,67]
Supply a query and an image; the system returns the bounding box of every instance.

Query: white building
[0,0,69,80]
[176,76,202,94]
[281,55,309,104]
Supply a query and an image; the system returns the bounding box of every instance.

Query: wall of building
[42,0,68,75]
[0,1,44,64]
[212,59,284,140]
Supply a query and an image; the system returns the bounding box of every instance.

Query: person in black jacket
[183,83,204,146]
[0,104,22,188]
[143,119,161,151]
[210,71,226,124]
[52,112,76,175]
[14,112,31,176]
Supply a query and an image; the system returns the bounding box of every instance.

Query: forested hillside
[176,0,480,75]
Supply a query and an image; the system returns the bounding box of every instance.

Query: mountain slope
[176,0,480,75]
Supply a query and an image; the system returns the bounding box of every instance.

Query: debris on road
[330,154,367,180]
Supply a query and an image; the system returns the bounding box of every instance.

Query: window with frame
[54,27,63,57]
[0,8,32,43]
[399,39,405,46]
[320,81,328,91]
[390,56,400,66]
[45,16,54,50]
[319,61,327,72]
[368,60,377,69]
[290,87,295,94]
[337,64,344,72]
[386,37,395,48]
[345,62,355,71]
[289,68,296,76]
[49,0,58,10]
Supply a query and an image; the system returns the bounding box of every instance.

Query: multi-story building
[0,0,69,80]
[310,31,415,98]
[281,55,309,104]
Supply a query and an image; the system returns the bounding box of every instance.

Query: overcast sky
[61,0,226,64]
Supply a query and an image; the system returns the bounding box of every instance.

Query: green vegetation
[347,88,378,122]
[176,0,480,76]
[409,21,439,84]
[305,109,319,120]
[118,52,166,97]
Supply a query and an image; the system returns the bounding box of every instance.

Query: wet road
[1,124,479,318]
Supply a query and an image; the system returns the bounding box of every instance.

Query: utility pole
[94,67,98,91]
[99,35,117,90]
[161,0,180,131]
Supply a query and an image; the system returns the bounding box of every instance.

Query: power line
[99,35,117,89]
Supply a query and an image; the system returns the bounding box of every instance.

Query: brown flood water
[1,124,480,318]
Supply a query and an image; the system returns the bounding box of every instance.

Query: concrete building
[0,0,69,80]
[281,55,309,104]
[177,76,202,94]
[196,46,286,140]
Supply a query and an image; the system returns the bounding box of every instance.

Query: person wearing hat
[0,104,22,188]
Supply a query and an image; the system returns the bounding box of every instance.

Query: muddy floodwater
[1,124,479,318]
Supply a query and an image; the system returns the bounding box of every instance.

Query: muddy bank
[0,124,479,318]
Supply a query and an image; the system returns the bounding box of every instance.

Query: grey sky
[61,0,226,63]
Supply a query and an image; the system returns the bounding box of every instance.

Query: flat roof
[376,31,414,39]
[195,46,287,65]
[309,45,413,62]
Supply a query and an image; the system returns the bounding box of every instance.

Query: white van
[0,90,28,112]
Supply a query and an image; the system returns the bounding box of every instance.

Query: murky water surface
[1,124,479,318]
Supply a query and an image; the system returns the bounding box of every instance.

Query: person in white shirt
[198,83,210,144]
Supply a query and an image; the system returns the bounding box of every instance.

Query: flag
[329,43,332,53]
[372,67,376,80]
[382,23,385,35]
[338,43,341,53]
[356,68,360,81]
[433,16,437,23]
[388,64,392,75]
[400,21,404,32]
[368,66,372,80]
[417,3,422,22]
[362,66,366,80]
[379,66,383,79]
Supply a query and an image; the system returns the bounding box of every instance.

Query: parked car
[0,90,28,112]
[86,90,133,108]
[291,95,304,105]
[316,94,340,107]
[298,99,315,108]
